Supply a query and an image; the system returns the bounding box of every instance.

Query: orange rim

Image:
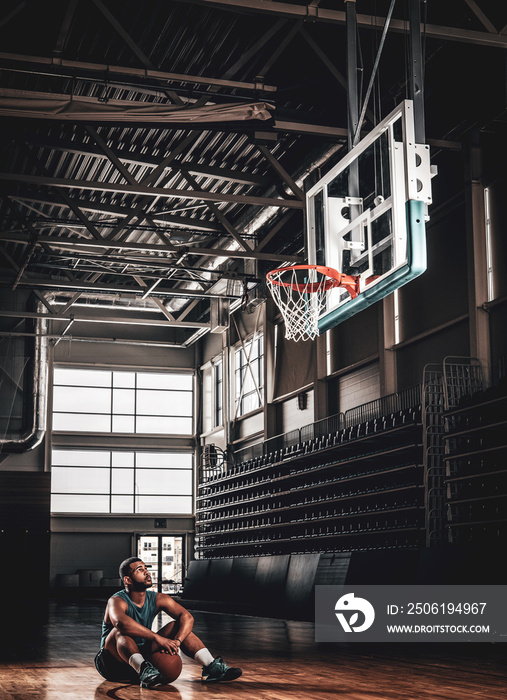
[266,265,359,298]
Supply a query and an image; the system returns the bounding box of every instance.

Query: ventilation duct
[0,292,48,453]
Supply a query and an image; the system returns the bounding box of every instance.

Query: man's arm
[156,593,195,645]
[107,596,177,654]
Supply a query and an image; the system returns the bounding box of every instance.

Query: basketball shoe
[139,660,165,688]
[201,656,242,682]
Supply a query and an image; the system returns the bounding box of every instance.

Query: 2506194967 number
[406,602,487,615]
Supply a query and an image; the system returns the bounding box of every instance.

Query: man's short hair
[119,557,142,584]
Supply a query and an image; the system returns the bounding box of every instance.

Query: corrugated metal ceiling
[0,0,504,345]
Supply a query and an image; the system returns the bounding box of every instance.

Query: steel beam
[178,0,507,48]
[23,137,271,185]
[221,18,287,81]
[0,172,304,209]
[0,309,210,328]
[59,292,84,315]
[53,0,79,57]
[15,139,106,243]
[91,0,184,105]
[0,51,278,92]
[254,144,304,200]
[102,132,203,243]
[9,194,222,231]
[0,273,229,299]
[0,231,302,262]
[178,167,252,250]
[133,276,176,319]
[273,120,348,139]
[0,2,26,30]
[254,211,295,253]
[0,330,188,348]
[257,21,300,78]
[84,125,178,249]
[29,251,256,280]
[463,0,497,34]
[34,290,58,314]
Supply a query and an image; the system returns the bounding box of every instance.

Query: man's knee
[156,620,177,639]
[105,627,137,661]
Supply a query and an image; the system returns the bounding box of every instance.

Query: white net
[266,266,333,342]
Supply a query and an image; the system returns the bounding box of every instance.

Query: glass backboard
[306,100,433,333]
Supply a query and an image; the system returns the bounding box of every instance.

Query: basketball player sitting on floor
[95,556,242,688]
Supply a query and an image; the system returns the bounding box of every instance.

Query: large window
[51,366,194,515]
[53,368,193,434]
[51,449,193,514]
[234,334,264,416]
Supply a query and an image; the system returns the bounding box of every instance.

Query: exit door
[136,535,184,594]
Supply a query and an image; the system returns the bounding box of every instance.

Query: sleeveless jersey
[100,589,158,648]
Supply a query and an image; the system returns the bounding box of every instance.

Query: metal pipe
[0,304,48,453]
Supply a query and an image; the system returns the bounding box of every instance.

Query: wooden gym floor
[1,602,506,700]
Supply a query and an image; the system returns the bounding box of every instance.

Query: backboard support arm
[408,0,426,143]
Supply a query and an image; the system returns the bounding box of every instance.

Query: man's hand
[153,634,181,655]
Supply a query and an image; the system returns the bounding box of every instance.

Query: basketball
[150,650,183,683]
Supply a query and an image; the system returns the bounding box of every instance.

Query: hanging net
[266,265,359,342]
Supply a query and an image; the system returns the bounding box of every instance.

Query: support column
[465,130,491,385]
[345,0,359,150]
[345,1,361,262]
[314,332,329,421]
[263,299,278,439]
[408,0,425,143]
[381,294,397,396]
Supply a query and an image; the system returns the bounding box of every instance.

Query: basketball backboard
[306,100,433,333]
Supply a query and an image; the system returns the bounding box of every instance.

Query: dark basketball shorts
[95,647,147,683]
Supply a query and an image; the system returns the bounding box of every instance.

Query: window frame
[50,447,194,515]
[50,364,195,516]
[51,365,194,436]
[233,333,264,418]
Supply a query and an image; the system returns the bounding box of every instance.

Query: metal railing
[230,383,422,467]
[344,384,422,428]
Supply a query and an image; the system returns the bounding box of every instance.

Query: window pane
[53,386,111,414]
[136,496,192,514]
[112,452,134,468]
[53,368,111,387]
[242,393,255,415]
[52,450,110,467]
[52,467,110,494]
[135,469,192,495]
[136,416,192,434]
[242,372,255,395]
[51,494,109,513]
[235,335,263,417]
[136,452,193,469]
[136,390,192,416]
[137,373,192,391]
[112,415,135,433]
[112,469,134,493]
[111,495,134,513]
[113,371,135,388]
[113,389,135,414]
[52,413,111,432]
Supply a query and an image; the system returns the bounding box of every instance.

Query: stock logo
[335,592,375,633]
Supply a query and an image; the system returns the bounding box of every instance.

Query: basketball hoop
[266,265,359,342]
